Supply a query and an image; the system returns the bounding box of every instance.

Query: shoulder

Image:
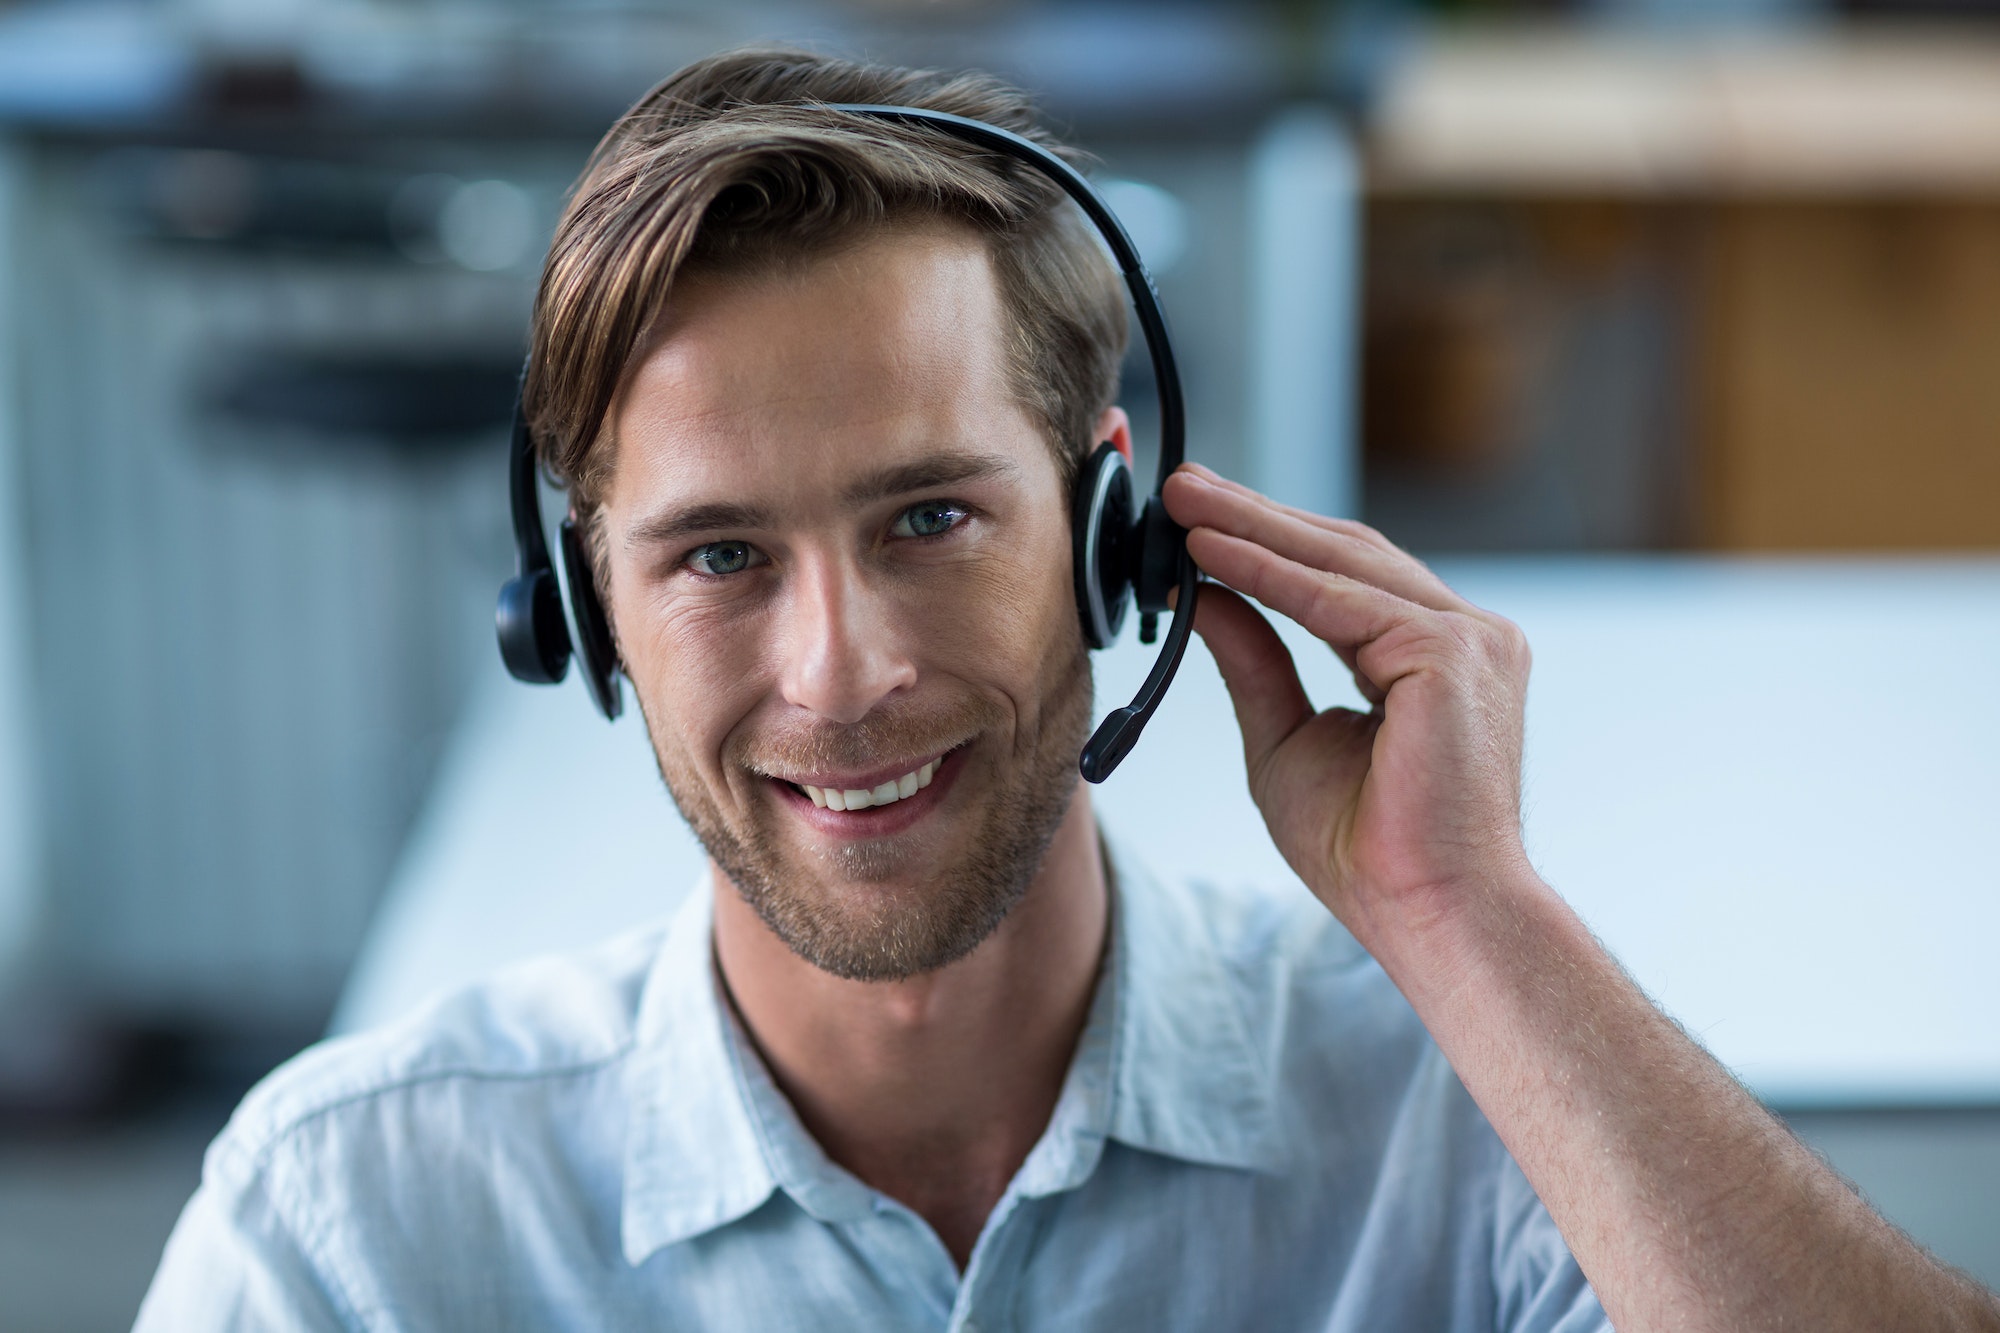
[208,918,669,1184]
[1169,870,1370,976]
[145,921,682,1328]
[1136,858,1519,1188]
[1204,876,1426,1044]
[1124,854,1452,1100]
[1128,857,1380,1003]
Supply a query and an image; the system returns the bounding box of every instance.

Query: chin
[747,797,1049,980]
[644,641,1094,980]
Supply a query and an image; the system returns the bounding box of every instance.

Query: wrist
[1344,855,1570,1012]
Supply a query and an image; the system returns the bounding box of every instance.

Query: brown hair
[525,47,1129,532]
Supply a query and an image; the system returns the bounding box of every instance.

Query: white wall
[338,557,2000,1110]
[1246,106,1360,519]
[0,139,45,980]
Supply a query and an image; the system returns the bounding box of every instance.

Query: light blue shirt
[138,840,1610,1331]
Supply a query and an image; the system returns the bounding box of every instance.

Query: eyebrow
[840,452,1018,506]
[623,452,1020,551]
[624,500,771,552]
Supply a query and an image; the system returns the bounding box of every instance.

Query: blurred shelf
[1361,26,2000,554]
[1371,24,2000,198]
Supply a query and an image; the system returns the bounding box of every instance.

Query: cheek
[909,516,1080,687]
[611,575,765,772]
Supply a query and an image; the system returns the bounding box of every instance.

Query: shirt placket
[846,1191,961,1326]
[945,1188,1035,1333]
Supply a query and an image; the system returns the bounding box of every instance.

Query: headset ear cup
[496,568,571,684]
[558,519,624,720]
[1070,442,1135,650]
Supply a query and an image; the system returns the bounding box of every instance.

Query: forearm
[1361,870,2000,1333]
[1162,473,1998,1325]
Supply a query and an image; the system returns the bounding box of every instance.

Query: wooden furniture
[1366,27,2000,551]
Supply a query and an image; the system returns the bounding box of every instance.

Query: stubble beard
[645,641,1093,982]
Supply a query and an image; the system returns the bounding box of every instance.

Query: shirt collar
[620,834,1285,1265]
[1100,835,1287,1175]
[620,886,780,1264]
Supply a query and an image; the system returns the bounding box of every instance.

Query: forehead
[605,224,1043,518]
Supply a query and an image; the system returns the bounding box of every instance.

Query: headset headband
[499,101,1199,783]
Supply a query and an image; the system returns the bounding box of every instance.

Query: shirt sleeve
[134,1139,358,1333]
[1490,1158,1614,1333]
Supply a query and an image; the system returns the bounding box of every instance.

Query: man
[141,49,1999,1331]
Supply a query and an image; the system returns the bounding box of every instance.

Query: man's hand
[1161,463,1534,949]
[1161,462,2000,1333]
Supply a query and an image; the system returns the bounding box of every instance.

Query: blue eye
[684,541,762,576]
[892,501,967,539]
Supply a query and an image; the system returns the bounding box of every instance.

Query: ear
[1093,405,1133,464]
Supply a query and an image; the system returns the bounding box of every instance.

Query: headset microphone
[496,102,1198,783]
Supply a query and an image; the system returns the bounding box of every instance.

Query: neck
[711,784,1108,1268]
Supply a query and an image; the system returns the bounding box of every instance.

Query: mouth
[796,755,941,811]
[763,745,969,835]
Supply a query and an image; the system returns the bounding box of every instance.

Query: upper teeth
[803,759,938,811]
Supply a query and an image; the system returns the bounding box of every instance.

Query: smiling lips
[797,757,941,812]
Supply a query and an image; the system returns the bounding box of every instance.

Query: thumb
[1190,583,1314,783]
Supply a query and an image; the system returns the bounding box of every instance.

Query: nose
[776,552,918,725]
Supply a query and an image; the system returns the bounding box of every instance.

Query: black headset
[496,103,1198,784]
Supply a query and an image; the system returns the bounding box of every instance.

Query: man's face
[598,225,1093,981]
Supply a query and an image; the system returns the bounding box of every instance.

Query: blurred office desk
[337,556,2000,1109]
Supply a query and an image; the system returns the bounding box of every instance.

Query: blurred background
[1,0,1998,1326]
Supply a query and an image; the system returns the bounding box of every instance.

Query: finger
[1175,465,1519,643]
[1177,463,1401,557]
[1189,583,1315,775]
[1339,642,1387,709]
[1185,525,1429,669]
[1181,578,1386,712]
[1165,469,1468,615]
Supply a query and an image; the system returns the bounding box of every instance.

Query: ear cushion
[495,568,571,684]
[1070,442,1136,650]
[558,519,624,720]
